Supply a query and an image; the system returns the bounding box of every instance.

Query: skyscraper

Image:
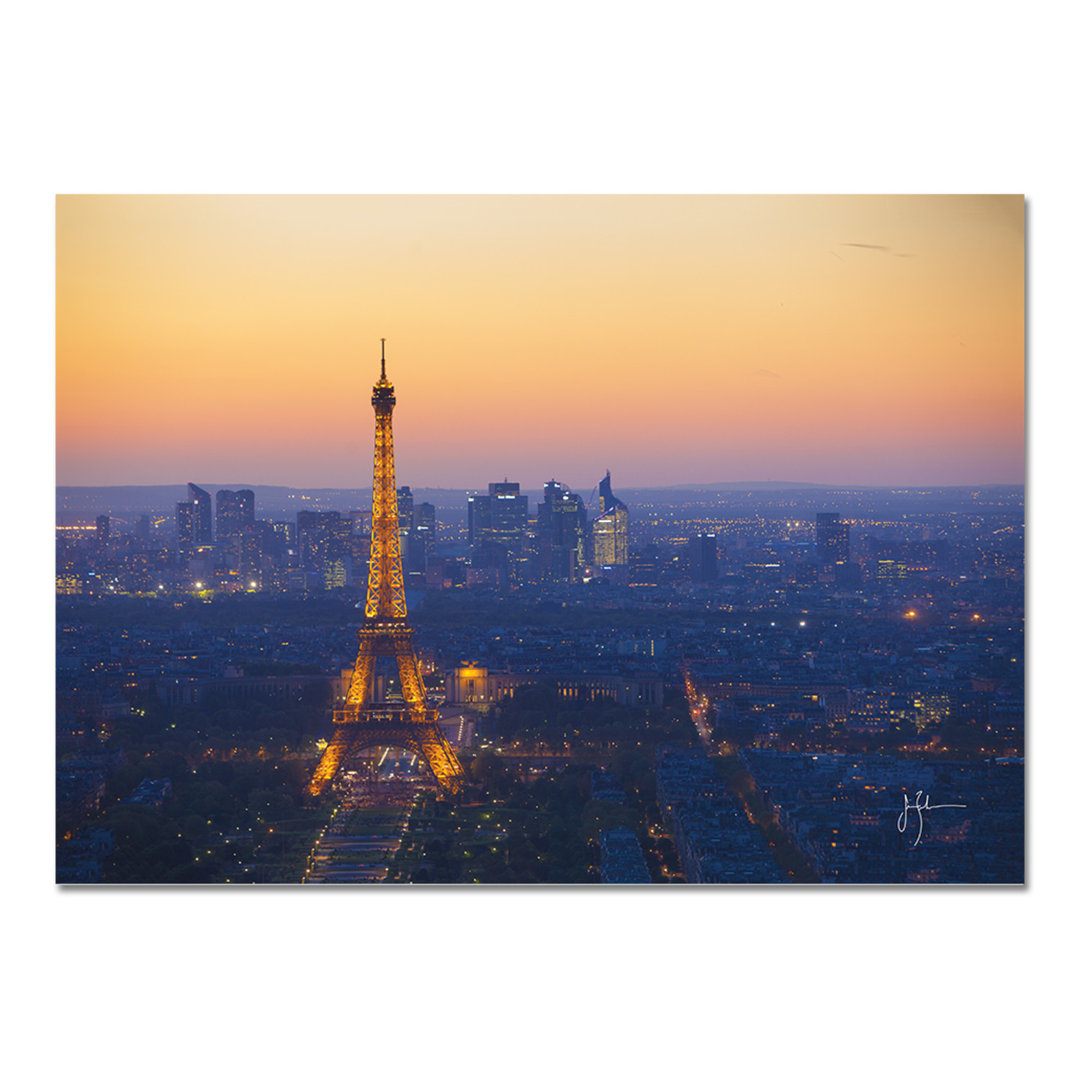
[297,510,352,589]
[397,485,414,535]
[176,483,212,558]
[815,512,850,566]
[216,488,255,543]
[407,501,436,573]
[95,514,110,557]
[237,522,268,586]
[591,470,629,567]
[468,481,528,548]
[689,532,718,582]
[467,481,529,586]
[538,480,586,581]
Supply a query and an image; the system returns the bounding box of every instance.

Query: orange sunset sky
[55,194,1024,490]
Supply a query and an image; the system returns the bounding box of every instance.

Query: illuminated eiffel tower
[309,341,465,797]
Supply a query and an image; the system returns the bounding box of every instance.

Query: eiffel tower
[309,341,466,798]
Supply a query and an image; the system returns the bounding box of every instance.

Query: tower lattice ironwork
[309,342,465,797]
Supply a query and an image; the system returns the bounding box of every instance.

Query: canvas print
[55,195,1024,884]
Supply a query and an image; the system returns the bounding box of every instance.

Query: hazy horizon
[56,476,1024,492]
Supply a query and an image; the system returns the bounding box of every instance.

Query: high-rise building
[538,480,586,581]
[176,502,193,557]
[216,489,255,543]
[237,522,268,586]
[468,480,528,548]
[405,501,436,574]
[268,521,296,555]
[190,483,213,543]
[176,483,212,558]
[487,481,528,550]
[590,471,629,567]
[297,510,352,588]
[95,514,110,556]
[468,481,528,586]
[815,512,850,566]
[414,502,435,534]
[689,532,718,582]
[135,515,150,543]
[467,493,490,546]
[630,544,661,586]
[397,486,414,535]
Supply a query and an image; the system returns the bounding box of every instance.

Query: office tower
[297,510,338,567]
[189,484,212,543]
[216,488,255,543]
[467,492,491,545]
[630,544,661,586]
[489,481,528,548]
[297,510,351,588]
[591,470,629,567]
[275,521,297,544]
[468,481,528,586]
[598,470,623,516]
[176,483,212,558]
[397,485,414,534]
[468,480,528,547]
[414,501,435,533]
[95,514,110,555]
[310,342,465,797]
[237,522,268,585]
[489,482,527,556]
[176,502,193,558]
[689,531,718,582]
[407,501,436,572]
[268,521,296,556]
[538,479,586,581]
[815,512,850,565]
[135,515,150,543]
[179,483,212,543]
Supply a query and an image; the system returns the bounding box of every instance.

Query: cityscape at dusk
[55,195,1024,886]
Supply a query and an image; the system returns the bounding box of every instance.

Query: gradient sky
[56,194,1024,490]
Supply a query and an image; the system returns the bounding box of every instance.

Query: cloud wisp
[842,242,916,258]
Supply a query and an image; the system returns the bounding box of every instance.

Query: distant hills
[649,480,833,490]
[55,480,1022,522]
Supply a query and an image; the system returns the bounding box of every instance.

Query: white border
[9,2,1074,1075]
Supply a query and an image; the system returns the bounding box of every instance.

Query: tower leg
[309,726,356,798]
[345,651,376,706]
[394,635,427,712]
[416,723,467,794]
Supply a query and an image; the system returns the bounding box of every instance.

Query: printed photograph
[55,194,1024,884]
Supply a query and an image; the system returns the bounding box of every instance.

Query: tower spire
[380,337,386,379]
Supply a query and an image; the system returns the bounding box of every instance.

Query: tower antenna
[380,338,386,379]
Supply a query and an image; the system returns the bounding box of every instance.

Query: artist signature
[897,791,967,847]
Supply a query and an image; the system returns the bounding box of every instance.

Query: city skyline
[56,195,1024,489]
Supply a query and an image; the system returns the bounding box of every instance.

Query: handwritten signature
[897,791,968,847]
